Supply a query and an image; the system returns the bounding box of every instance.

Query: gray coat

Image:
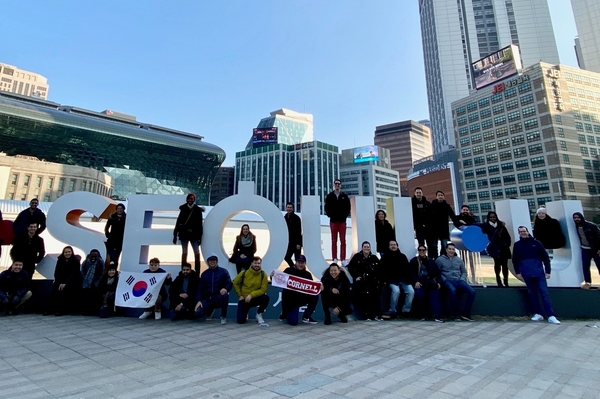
[435,255,468,282]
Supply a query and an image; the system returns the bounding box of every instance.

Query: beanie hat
[537,207,547,215]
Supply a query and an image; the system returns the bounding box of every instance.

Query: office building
[209,166,235,205]
[453,62,600,221]
[419,0,560,154]
[0,63,49,99]
[246,108,314,149]
[0,92,225,203]
[235,141,339,213]
[374,120,433,196]
[339,146,400,212]
[571,0,600,73]
[0,153,112,202]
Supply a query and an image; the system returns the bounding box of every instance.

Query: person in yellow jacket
[233,256,269,324]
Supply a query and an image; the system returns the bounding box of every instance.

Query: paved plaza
[1,315,599,398]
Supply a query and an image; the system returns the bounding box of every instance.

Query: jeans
[330,222,347,261]
[580,247,600,284]
[181,239,200,256]
[236,294,270,324]
[282,295,319,326]
[442,279,475,318]
[414,286,442,318]
[523,276,555,317]
[194,293,230,319]
[389,283,415,313]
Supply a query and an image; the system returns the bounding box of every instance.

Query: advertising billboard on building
[353,146,379,163]
[252,127,278,146]
[471,44,522,90]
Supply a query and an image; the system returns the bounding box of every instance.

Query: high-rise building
[245,108,314,149]
[453,62,600,221]
[339,146,400,212]
[0,63,49,99]
[209,166,235,205]
[374,120,432,196]
[419,0,560,154]
[571,0,600,73]
[235,141,339,213]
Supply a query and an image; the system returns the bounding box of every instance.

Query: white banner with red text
[271,270,322,295]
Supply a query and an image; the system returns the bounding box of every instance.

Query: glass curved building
[0,92,225,204]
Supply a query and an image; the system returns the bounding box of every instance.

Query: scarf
[488,221,497,228]
[241,233,253,247]
[83,262,97,288]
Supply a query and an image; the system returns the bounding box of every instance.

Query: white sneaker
[341,260,349,267]
[139,311,152,319]
[220,317,227,325]
[548,316,561,324]
[154,311,161,320]
[256,313,265,324]
[332,258,339,264]
[531,314,544,321]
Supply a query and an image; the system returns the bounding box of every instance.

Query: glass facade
[246,109,314,149]
[0,93,225,203]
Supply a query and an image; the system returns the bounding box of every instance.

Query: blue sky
[1,1,578,166]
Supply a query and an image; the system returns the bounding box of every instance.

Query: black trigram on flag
[149,277,157,286]
[123,292,130,302]
[143,293,153,303]
[126,275,135,285]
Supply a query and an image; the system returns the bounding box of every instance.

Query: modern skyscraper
[374,120,432,196]
[0,63,49,99]
[245,108,314,149]
[571,0,600,74]
[419,0,560,153]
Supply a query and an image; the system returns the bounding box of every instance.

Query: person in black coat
[104,203,126,265]
[375,210,395,256]
[230,224,257,274]
[410,246,444,322]
[98,262,119,318]
[532,208,565,250]
[0,260,32,315]
[348,241,383,321]
[173,193,204,275]
[321,263,352,325]
[10,222,45,280]
[412,188,430,247]
[482,211,512,287]
[426,191,458,259]
[45,246,82,316]
[170,263,200,320]
[380,241,414,317]
[284,202,302,268]
[455,205,477,227]
[573,212,600,288]
[12,198,46,236]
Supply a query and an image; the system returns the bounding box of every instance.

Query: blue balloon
[450,225,489,252]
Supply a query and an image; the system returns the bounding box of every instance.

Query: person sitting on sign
[0,260,32,315]
[272,254,320,326]
[233,256,270,325]
[320,262,351,325]
[170,262,199,321]
[194,253,232,325]
[45,246,82,316]
[139,258,171,320]
[98,262,119,318]
[230,224,257,274]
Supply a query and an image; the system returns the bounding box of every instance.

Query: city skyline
[0,1,578,166]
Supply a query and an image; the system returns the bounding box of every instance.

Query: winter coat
[436,255,468,282]
[197,266,232,301]
[231,233,257,259]
[348,252,381,288]
[380,249,414,285]
[324,191,351,223]
[0,268,30,299]
[81,254,105,289]
[572,212,600,251]
[98,273,119,295]
[281,266,314,307]
[512,236,551,278]
[10,233,45,266]
[104,212,126,251]
[455,213,476,227]
[232,267,268,298]
[13,207,46,236]
[170,272,199,310]
[174,204,204,242]
[410,256,441,289]
[285,212,302,249]
[427,200,457,240]
[533,216,565,249]
[375,220,395,254]
[321,268,352,305]
[54,255,83,286]
[411,196,430,230]
[482,222,512,260]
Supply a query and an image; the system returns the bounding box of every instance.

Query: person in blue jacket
[512,226,560,324]
[194,253,232,324]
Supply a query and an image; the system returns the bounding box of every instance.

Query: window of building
[20,194,27,200]
[470,123,481,132]
[555,115,562,124]
[68,179,76,192]
[517,172,531,183]
[492,104,505,114]
[565,167,572,177]
[522,106,536,118]
[467,102,478,111]
[526,131,540,142]
[464,170,474,179]
[478,98,489,108]
[82,181,87,191]
[474,156,485,166]
[559,141,568,150]
[586,172,595,182]
[589,185,597,195]
[47,177,54,189]
[528,144,543,155]
[44,194,51,202]
[516,159,529,170]
[507,110,521,122]
[479,191,490,200]
[10,173,18,185]
[575,122,584,131]
[568,181,575,191]
[532,170,547,181]
[483,130,495,141]
[581,146,589,156]
[35,176,42,188]
[578,134,586,144]
[471,133,482,143]
[573,110,581,119]
[461,149,472,157]
[459,127,469,136]
[494,115,506,126]
[499,150,512,161]
[520,93,533,105]
[524,118,538,130]
[480,108,491,119]
[491,189,504,199]
[505,187,517,197]
[58,178,65,191]
[519,185,533,195]
[513,147,527,158]
[506,99,519,110]
[472,145,483,155]
[501,162,514,172]
[497,138,509,149]
[477,179,488,188]
[469,113,479,122]
[504,87,517,98]
[486,153,498,163]
[585,123,593,132]
[467,193,477,201]
[481,119,493,129]
[475,167,487,177]
[484,142,496,152]
[488,165,499,175]
[457,116,467,126]
[456,106,466,115]
[503,174,516,184]
[490,177,501,187]
[509,123,523,134]
[463,159,473,167]
[466,181,476,190]
[557,127,564,137]
[530,156,545,168]
[491,93,503,103]
[23,175,31,187]
[518,82,532,93]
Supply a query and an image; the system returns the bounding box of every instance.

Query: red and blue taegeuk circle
[132,281,148,297]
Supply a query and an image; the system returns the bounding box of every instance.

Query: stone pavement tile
[560,384,588,397]
[428,391,457,399]
[270,381,317,397]
[469,389,502,399]
[243,391,282,399]
[344,386,384,398]
[510,387,547,399]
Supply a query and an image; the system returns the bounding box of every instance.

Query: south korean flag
[116,272,167,308]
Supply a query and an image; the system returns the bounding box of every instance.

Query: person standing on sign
[481,211,512,287]
[572,212,600,289]
[324,179,351,264]
[375,210,395,258]
[173,193,204,275]
[139,258,171,320]
[273,254,320,325]
[194,253,232,325]
[9,222,45,281]
[13,198,46,236]
[426,191,458,259]
[411,188,430,247]
[233,256,270,325]
[104,203,126,266]
[284,202,302,268]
